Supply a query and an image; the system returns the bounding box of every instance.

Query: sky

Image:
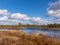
[0,0,60,25]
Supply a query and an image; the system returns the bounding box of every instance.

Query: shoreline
[0,27,60,30]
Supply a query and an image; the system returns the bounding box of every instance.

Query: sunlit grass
[0,30,60,45]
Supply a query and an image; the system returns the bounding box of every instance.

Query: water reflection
[21,28,60,38]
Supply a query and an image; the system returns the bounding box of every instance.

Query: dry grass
[0,30,60,45]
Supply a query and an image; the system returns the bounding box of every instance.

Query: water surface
[21,28,60,39]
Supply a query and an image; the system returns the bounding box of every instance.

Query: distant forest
[0,23,60,29]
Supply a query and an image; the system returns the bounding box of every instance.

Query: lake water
[21,28,60,39]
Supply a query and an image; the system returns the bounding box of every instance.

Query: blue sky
[0,0,60,25]
[0,0,56,17]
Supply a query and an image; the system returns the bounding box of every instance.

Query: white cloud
[0,9,50,25]
[0,16,8,20]
[46,0,60,24]
[11,13,50,25]
[47,10,60,18]
[11,13,31,21]
[31,17,49,25]
[0,16,20,25]
[47,0,60,18]
[47,10,54,15]
[0,9,9,15]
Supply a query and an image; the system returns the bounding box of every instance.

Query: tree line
[0,23,60,29]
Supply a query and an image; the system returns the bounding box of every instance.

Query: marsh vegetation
[0,30,60,45]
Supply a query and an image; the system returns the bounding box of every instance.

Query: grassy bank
[0,30,60,45]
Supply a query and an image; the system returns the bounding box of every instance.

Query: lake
[21,28,60,40]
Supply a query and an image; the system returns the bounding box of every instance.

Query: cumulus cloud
[0,17,20,25]
[0,16,8,20]
[31,17,49,25]
[46,0,60,24]
[47,0,60,18]
[11,13,31,21]
[0,9,49,25]
[11,13,49,25]
[0,9,9,15]
[47,10,60,18]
